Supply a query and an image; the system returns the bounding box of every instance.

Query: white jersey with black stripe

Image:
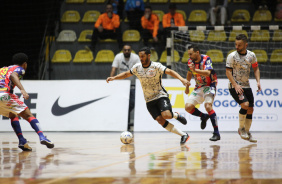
[226,50,257,89]
[131,61,168,102]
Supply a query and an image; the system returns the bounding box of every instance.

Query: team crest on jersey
[146,69,156,77]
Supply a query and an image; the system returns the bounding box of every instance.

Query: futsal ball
[120,131,133,144]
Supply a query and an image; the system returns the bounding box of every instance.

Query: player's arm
[253,66,261,92]
[188,62,211,76]
[106,70,133,83]
[110,67,117,77]
[10,72,29,99]
[185,71,192,94]
[165,68,190,86]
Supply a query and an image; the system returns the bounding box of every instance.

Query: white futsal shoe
[247,132,257,143]
[238,128,249,140]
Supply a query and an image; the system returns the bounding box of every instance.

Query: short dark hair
[139,47,151,54]
[145,5,152,10]
[12,53,28,65]
[236,34,248,43]
[188,45,200,53]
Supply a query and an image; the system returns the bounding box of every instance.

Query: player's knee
[8,113,17,119]
[204,103,213,111]
[155,116,164,125]
[161,112,172,119]
[247,107,254,114]
[241,102,249,109]
[185,104,193,113]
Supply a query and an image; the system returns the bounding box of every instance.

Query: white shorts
[0,93,28,117]
[186,86,216,106]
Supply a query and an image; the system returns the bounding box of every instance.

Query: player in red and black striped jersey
[0,53,54,151]
[184,45,220,141]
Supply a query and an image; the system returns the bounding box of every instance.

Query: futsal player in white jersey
[107,47,190,144]
[226,34,261,142]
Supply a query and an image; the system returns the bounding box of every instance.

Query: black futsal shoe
[200,114,209,130]
[209,133,221,141]
[176,112,187,125]
[180,133,190,144]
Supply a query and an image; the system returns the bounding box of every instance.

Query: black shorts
[229,88,254,107]
[146,97,173,120]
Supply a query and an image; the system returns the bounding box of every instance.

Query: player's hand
[98,25,103,32]
[188,63,195,72]
[185,85,190,94]
[106,77,114,83]
[257,82,262,92]
[234,84,244,95]
[21,90,29,100]
[181,79,190,87]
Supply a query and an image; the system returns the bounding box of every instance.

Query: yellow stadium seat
[86,0,106,3]
[149,0,168,3]
[191,0,209,3]
[228,30,248,42]
[56,30,77,42]
[231,9,250,22]
[99,38,117,43]
[123,30,140,42]
[272,30,282,41]
[233,0,251,3]
[206,50,224,63]
[66,0,84,3]
[152,10,165,22]
[182,51,189,63]
[171,0,189,3]
[227,50,236,57]
[250,30,270,42]
[207,31,227,42]
[82,11,100,23]
[189,30,205,42]
[188,10,207,22]
[51,50,72,63]
[253,10,272,22]
[274,17,282,22]
[78,30,93,42]
[150,50,159,62]
[95,50,115,63]
[270,49,282,62]
[61,10,80,23]
[252,50,268,63]
[73,50,94,63]
[160,50,180,63]
[176,10,187,20]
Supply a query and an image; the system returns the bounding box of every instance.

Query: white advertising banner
[0,80,130,131]
[134,79,282,131]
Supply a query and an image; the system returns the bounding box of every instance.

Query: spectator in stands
[162,3,186,41]
[110,45,140,130]
[141,6,160,50]
[87,3,123,51]
[108,0,124,20]
[253,0,277,17]
[209,0,228,26]
[125,0,145,30]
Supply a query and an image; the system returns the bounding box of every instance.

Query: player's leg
[229,88,249,140]
[204,99,220,141]
[185,88,209,129]
[18,108,54,149]
[9,113,32,151]
[244,88,257,142]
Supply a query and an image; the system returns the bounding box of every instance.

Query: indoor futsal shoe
[238,128,249,140]
[40,136,55,149]
[209,133,221,141]
[247,132,257,143]
[176,112,187,125]
[18,138,32,151]
[200,114,209,130]
[180,133,190,144]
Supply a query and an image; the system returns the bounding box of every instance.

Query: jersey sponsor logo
[51,96,108,116]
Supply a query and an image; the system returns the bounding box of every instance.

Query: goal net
[167,25,282,79]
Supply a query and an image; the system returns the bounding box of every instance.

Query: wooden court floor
[0,132,282,184]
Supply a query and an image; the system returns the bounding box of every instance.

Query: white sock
[173,112,178,119]
[165,122,185,136]
[245,118,252,133]
[239,113,246,129]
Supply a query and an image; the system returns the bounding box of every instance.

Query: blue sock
[28,117,44,138]
[189,108,204,117]
[208,110,219,134]
[11,117,24,140]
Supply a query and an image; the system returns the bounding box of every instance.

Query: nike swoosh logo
[51,96,108,116]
